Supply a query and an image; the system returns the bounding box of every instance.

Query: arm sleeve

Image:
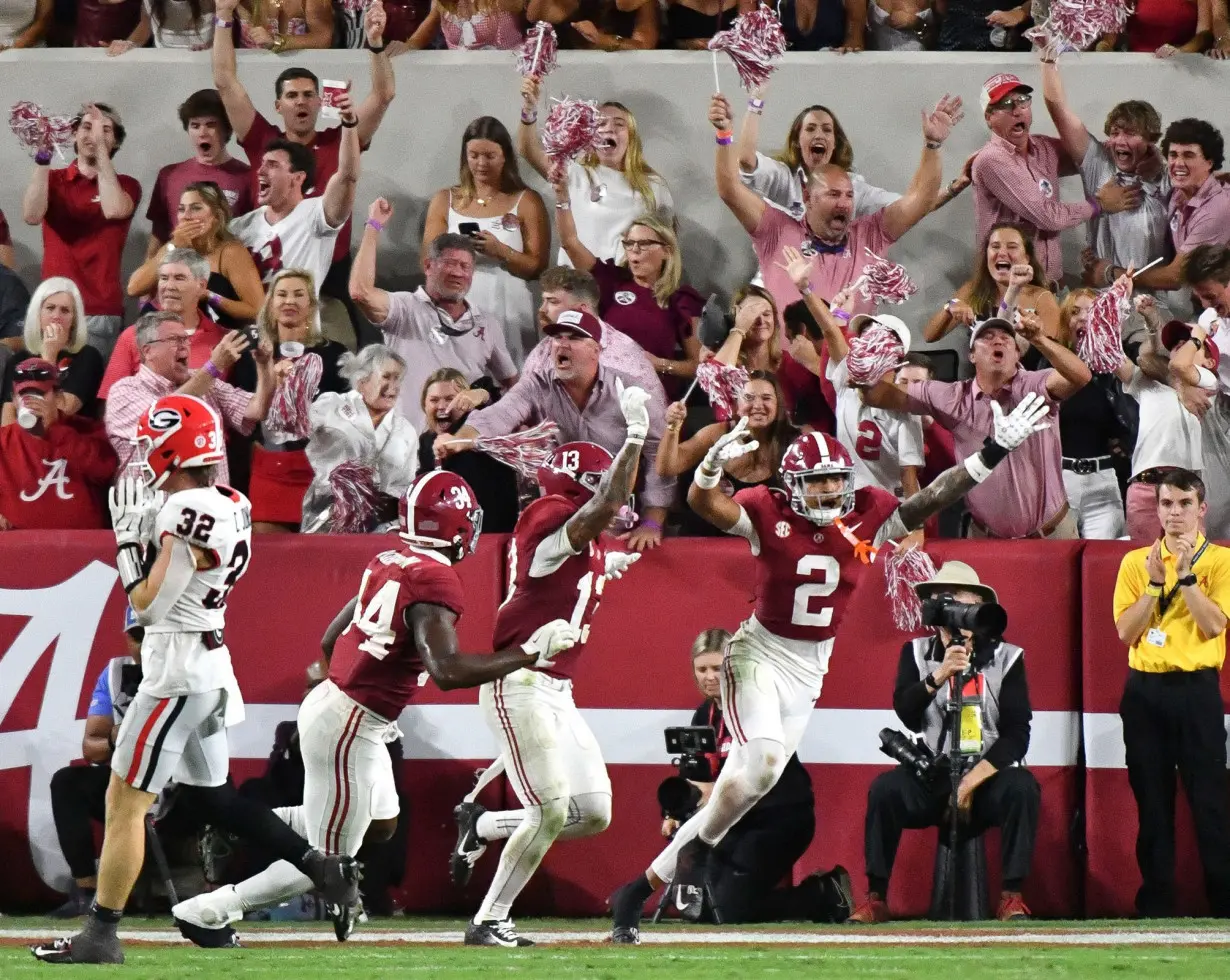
[1112,551,1146,620]
[87,667,113,718]
[213,379,257,436]
[135,537,198,626]
[529,524,582,578]
[467,376,539,438]
[898,415,926,469]
[103,380,144,471]
[740,152,795,205]
[983,656,1032,769]
[971,149,1095,233]
[1078,136,1111,197]
[852,175,902,217]
[904,379,960,429]
[893,641,932,733]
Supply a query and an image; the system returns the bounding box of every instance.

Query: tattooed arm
[894,457,979,532]
[564,436,643,551]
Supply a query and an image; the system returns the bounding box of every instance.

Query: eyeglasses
[145,335,191,349]
[991,95,1032,112]
[621,239,665,253]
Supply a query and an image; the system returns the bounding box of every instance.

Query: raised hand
[368,197,393,224]
[616,377,650,443]
[990,392,1050,451]
[776,244,813,292]
[709,93,733,131]
[1146,541,1166,584]
[210,331,250,372]
[707,416,759,469]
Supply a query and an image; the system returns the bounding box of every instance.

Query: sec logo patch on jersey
[775,521,791,539]
[614,291,636,306]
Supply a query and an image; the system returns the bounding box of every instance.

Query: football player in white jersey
[32,395,355,965]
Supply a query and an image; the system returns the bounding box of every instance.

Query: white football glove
[708,416,760,468]
[616,377,650,444]
[521,618,581,668]
[604,550,641,581]
[109,475,161,549]
[991,392,1051,451]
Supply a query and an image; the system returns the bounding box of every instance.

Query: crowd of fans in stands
[1,2,1229,548]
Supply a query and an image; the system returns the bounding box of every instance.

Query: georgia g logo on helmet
[147,407,183,432]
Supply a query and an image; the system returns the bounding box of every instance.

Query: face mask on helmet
[787,469,855,526]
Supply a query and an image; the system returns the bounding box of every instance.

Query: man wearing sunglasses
[0,358,117,530]
[971,73,1138,287]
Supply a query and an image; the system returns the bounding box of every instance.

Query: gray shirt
[468,364,673,510]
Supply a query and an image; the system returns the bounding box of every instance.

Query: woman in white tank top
[0,0,52,48]
[423,116,548,366]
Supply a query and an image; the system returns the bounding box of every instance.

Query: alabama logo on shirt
[251,236,284,283]
[614,291,637,306]
[1038,178,1054,199]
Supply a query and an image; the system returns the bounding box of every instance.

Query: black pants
[864,765,1040,889]
[708,803,818,923]
[1120,668,1230,917]
[50,765,110,880]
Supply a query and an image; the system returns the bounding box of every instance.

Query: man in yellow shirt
[1113,468,1230,917]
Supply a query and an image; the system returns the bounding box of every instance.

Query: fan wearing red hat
[970,71,1134,286]
[1167,317,1230,538]
[0,358,117,530]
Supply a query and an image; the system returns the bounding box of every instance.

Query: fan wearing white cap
[781,244,924,501]
[1183,245,1230,392]
[971,71,1119,286]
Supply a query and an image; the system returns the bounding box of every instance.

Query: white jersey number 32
[791,555,839,628]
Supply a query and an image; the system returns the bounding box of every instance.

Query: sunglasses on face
[15,363,55,382]
[991,95,1032,112]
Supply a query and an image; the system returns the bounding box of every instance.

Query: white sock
[234,859,314,913]
[476,809,523,842]
[649,808,703,884]
[474,800,567,923]
[274,805,308,839]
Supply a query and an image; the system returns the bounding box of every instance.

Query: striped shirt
[104,365,254,485]
[971,133,1093,284]
[1169,175,1230,255]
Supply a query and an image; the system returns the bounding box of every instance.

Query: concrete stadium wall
[1,49,1227,359]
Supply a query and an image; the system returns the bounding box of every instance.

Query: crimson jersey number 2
[791,555,839,628]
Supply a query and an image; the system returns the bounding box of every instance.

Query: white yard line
[5,928,1230,946]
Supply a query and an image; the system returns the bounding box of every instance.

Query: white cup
[280,341,305,359]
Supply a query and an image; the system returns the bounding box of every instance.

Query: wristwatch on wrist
[1177,573,1198,588]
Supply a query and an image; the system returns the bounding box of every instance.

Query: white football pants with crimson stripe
[473,669,611,923]
[299,679,401,856]
[649,618,829,884]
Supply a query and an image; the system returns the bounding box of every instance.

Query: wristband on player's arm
[116,543,149,593]
[963,437,1010,484]
[694,461,723,490]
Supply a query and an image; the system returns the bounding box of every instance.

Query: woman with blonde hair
[407,0,525,47]
[923,223,1059,346]
[237,269,349,533]
[555,203,703,395]
[519,76,673,264]
[423,115,548,364]
[127,181,265,327]
[1,278,102,425]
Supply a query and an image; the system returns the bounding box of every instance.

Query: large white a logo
[20,458,74,502]
[0,562,116,891]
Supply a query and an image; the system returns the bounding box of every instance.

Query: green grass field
[5,917,1230,979]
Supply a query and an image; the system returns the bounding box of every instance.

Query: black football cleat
[608,879,648,939]
[173,917,242,949]
[450,802,489,887]
[30,932,124,965]
[464,919,534,947]
[610,926,640,945]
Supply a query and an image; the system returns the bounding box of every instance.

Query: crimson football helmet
[537,441,614,505]
[133,394,225,489]
[399,470,483,562]
[780,432,856,526]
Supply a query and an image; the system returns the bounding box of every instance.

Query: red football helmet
[133,394,225,489]
[399,470,483,562]
[780,432,856,526]
[537,441,614,505]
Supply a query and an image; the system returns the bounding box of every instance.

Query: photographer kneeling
[849,562,1040,924]
[638,630,851,931]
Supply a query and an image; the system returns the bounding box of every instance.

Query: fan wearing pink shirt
[706,91,960,319]
[554,203,703,401]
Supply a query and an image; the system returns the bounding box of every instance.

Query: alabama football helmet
[399,470,483,562]
[537,441,614,506]
[133,394,225,489]
[780,432,856,526]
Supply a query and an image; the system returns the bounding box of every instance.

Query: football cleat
[173,918,242,949]
[464,919,534,947]
[610,926,640,945]
[29,932,124,965]
[450,802,489,887]
[608,879,648,937]
[328,895,363,942]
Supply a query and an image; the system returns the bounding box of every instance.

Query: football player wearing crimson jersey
[170,469,580,945]
[608,393,1053,943]
[452,380,651,949]
[33,395,355,966]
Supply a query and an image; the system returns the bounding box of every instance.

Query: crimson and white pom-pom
[708,4,787,92]
[1078,277,1132,374]
[9,101,74,158]
[857,249,917,306]
[846,323,907,387]
[516,22,558,79]
[473,420,560,481]
[328,459,378,534]
[266,352,323,440]
[542,97,601,183]
[1025,0,1133,54]
[884,546,938,632]
[695,359,750,422]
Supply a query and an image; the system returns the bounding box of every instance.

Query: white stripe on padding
[229,705,1082,767]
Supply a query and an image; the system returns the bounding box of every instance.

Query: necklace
[475,197,488,206]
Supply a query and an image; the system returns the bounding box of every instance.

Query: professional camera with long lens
[920,594,1008,638]
[879,728,946,785]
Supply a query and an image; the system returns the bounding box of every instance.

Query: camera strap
[1158,539,1209,617]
